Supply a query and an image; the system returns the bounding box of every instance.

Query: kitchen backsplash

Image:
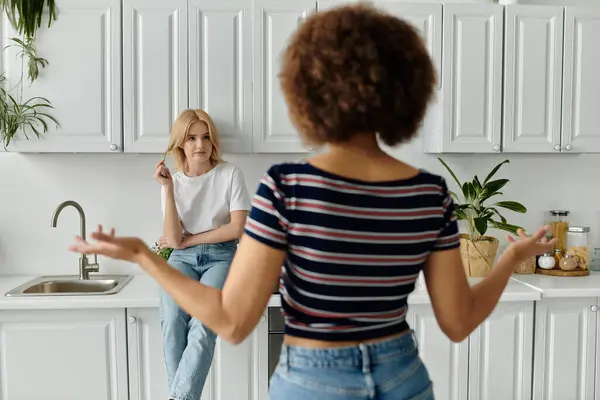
[1,138,598,276]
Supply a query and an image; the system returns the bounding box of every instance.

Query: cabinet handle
[109,144,118,151]
[564,144,573,151]
[493,144,500,152]
[554,144,561,152]
[591,305,598,312]
[128,316,137,324]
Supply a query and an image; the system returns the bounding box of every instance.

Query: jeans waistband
[280,330,418,370]
[174,239,238,253]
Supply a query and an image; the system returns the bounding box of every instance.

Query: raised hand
[153,160,173,187]
[504,226,558,262]
[68,225,148,263]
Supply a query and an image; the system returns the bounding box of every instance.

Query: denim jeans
[269,331,434,400]
[160,240,237,400]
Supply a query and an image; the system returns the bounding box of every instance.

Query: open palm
[69,225,147,263]
[505,226,558,261]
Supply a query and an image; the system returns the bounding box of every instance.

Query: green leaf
[438,158,463,193]
[483,179,509,196]
[473,175,483,194]
[449,190,459,201]
[490,220,523,236]
[455,208,468,220]
[474,217,488,236]
[483,159,510,185]
[488,207,507,223]
[480,191,503,204]
[493,201,527,213]
[462,182,477,202]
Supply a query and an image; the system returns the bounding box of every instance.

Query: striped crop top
[244,161,461,341]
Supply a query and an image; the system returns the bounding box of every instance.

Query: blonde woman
[154,109,251,400]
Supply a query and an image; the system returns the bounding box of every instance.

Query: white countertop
[511,270,600,298]
[0,275,282,310]
[1,271,596,311]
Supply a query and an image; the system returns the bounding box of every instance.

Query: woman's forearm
[163,185,183,245]
[465,248,517,333]
[185,222,244,246]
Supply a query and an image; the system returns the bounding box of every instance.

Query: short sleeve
[244,167,288,250]
[229,165,251,212]
[433,178,460,251]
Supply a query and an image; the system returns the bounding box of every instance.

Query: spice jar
[553,249,562,266]
[549,210,570,253]
[567,226,590,270]
[559,253,578,271]
[538,253,556,269]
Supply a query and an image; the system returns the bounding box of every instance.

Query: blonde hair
[167,109,224,171]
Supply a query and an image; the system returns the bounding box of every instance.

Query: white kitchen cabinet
[533,297,597,400]
[126,308,170,400]
[252,0,317,153]
[468,302,534,400]
[561,6,600,153]
[189,0,254,154]
[127,307,260,400]
[407,304,469,400]
[122,0,188,153]
[425,3,504,154]
[0,308,128,399]
[3,0,122,153]
[502,5,564,153]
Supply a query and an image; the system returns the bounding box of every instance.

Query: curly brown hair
[279,4,436,147]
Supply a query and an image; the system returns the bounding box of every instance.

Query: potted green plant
[0,0,59,149]
[438,158,527,277]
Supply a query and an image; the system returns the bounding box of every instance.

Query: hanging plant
[1,0,58,41]
[0,0,59,149]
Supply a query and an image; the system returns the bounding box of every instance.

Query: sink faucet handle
[87,254,100,272]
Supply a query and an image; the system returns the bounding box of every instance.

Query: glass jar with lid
[549,210,570,253]
[567,226,590,270]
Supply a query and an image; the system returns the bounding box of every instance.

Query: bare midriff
[283,328,410,349]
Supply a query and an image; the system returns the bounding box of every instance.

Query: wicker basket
[514,256,536,274]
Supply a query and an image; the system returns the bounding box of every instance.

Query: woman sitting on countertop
[68,4,557,399]
[153,108,250,400]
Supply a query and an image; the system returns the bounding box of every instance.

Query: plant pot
[459,234,499,277]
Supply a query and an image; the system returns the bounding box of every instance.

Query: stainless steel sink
[4,275,134,297]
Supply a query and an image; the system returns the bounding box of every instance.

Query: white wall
[1,137,599,276]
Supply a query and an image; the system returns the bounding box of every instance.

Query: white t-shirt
[161,162,251,235]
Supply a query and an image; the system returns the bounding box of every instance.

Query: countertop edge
[0,274,581,311]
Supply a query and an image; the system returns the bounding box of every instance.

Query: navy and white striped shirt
[244,161,460,341]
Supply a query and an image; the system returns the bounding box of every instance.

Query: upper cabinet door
[253,0,317,153]
[436,3,503,153]
[3,0,122,153]
[503,5,564,153]
[122,0,188,153]
[561,7,600,153]
[190,0,253,154]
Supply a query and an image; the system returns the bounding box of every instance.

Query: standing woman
[154,109,251,400]
[71,5,556,399]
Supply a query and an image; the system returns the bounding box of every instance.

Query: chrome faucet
[51,200,99,280]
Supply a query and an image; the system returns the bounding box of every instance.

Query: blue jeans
[160,240,237,400]
[269,331,434,400]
